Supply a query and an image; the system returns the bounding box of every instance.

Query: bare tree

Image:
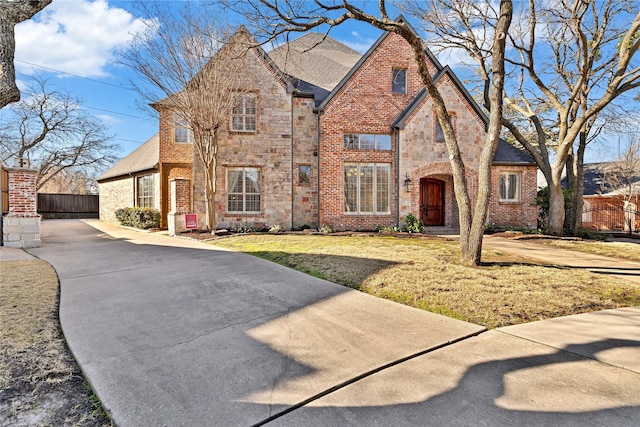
[0,0,51,108]
[120,2,247,232]
[227,0,512,266]
[0,76,119,190]
[413,0,640,235]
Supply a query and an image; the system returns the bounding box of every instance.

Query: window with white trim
[344,163,390,214]
[499,172,521,202]
[137,175,154,208]
[173,113,193,144]
[344,133,391,150]
[231,94,257,132]
[227,167,261,213]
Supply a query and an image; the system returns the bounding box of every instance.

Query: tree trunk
[0,0,51,108]
[203,159,216,232]
[547,166,566,235]
[564,150,577,234]
[572,133,587,233]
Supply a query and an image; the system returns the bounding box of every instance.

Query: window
[499,172,521,202]
[344,163,390,214]
[227,167,261,213]
[298,165,311,185]
[173,113,193,144]
[137,175,154,208]
[392,68,407,94]
[582,200,592,223]
[344,133,391,151]
[231,94,257,132]
[434,113,456,143]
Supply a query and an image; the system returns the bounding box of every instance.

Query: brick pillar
[167,178,191,236]
[3,167,41,248]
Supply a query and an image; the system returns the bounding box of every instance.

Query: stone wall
[98,172,160,223]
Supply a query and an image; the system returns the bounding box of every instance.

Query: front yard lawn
[210,234,640,329]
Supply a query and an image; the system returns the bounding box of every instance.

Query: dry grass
[0,259,110,426]
[533,238,640,262]
[211,234,640,329]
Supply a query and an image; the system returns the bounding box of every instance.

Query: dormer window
[392,68,407,94]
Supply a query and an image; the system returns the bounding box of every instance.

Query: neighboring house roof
[573,162,640,196]
[97,134,159,182]
[269,32,362,92]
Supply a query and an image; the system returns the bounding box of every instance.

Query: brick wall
[487,165,538,228]
[318,32,432,230]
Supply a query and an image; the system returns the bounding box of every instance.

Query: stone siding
[190,47,297,231]
[98,172,160,224]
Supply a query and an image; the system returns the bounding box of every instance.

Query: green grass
[210,234,640,329]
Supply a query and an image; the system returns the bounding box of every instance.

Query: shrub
[269,224,285,233]
[233,225,255,233]
[403,213,424,233]
[115,207,160,229]
[375,225,400,234]
[318,224,335,234]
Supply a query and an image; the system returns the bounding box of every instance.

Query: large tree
[0,0,51,108]
[412,0,640,235]
[228,0,512,266]
[121,2,247,232]
[0,76,119,190]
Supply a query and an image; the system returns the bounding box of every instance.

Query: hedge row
[115,207,160,229]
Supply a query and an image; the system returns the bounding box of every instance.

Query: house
[97,134,161,223]
[99,21,538,232]
[578,162,639,232]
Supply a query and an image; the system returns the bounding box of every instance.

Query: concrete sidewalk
[482,235,640,284]
[24,220,640,426]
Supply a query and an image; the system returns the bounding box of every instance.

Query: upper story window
[173,113,194,144]
[231,94,257,132]
[344,133,392,151]
[434,113,457,143]
[392,68,407,94]
[298,165,311,185]
[499,172,521,202]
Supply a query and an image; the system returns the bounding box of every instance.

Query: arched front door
[420,178,445,226]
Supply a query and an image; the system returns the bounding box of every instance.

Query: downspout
[395,128,400,228]
[290,93,294,231]
[316,110,321,229]
[0,165,4,246]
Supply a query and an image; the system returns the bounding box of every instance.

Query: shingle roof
[269,33,362,92]
[97,134,159,182]
[493,139,536,165]
[568,162,640,196]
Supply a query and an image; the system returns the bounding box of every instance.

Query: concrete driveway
[26,220,640,426]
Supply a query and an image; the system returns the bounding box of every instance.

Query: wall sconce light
[404,173,413,192]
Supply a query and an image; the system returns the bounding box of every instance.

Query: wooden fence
[37,193,99,218]
[1,167,7,214]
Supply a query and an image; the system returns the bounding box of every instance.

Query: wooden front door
[420,178,444,226]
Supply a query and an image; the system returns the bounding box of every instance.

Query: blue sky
[8,0,384,163]
[7,0,632,169]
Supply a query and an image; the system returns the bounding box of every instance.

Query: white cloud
[15,0,150,78]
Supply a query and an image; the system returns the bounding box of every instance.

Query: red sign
[185,214,197,229]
